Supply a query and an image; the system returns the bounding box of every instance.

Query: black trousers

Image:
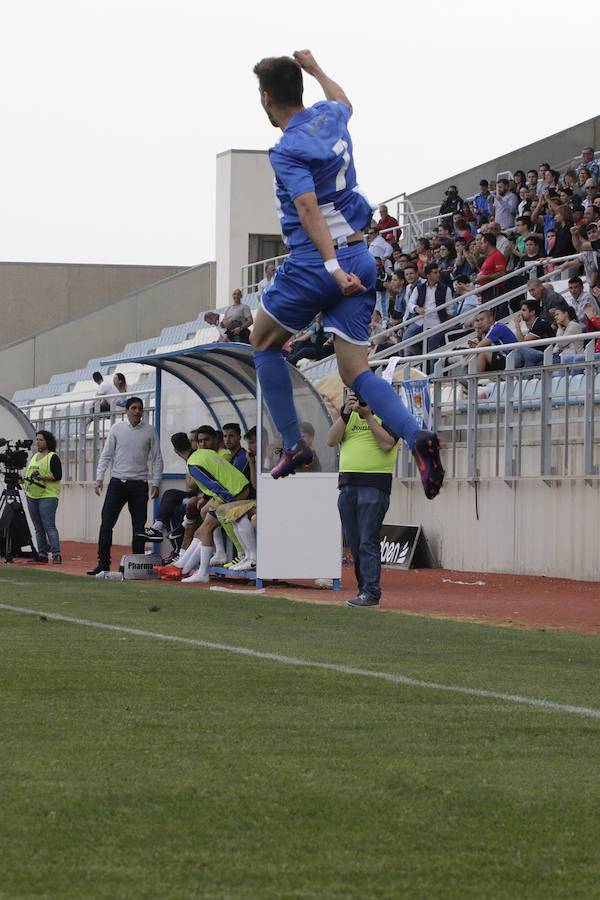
[98,478,148,568]
[155,489,187,526]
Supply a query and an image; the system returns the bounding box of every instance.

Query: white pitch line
[1,602,600,721]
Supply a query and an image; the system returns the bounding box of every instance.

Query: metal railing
[27,399,157,484]
[372,332,600,483]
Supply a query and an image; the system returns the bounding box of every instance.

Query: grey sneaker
[346,593,380,608]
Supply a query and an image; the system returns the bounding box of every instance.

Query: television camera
[0,437,41,561]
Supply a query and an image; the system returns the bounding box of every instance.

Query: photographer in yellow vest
[24,430,62,565]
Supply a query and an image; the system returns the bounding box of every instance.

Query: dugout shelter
[102,344,341,588]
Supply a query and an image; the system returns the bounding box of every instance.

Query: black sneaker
[270,439,314,479]
[136,527,163,542]
[167,526,184,540]
[87,565,106,576]
[52,554,62,565]
[346,593,380,608]
[411,429,444,500]
[36,556,49,564]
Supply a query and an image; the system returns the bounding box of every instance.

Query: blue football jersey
[269,100,373,258]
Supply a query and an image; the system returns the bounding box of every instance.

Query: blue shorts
[261,243,376,345]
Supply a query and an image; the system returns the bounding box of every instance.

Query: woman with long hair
[24,430,62,564]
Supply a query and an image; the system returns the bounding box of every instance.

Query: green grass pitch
[1,568,599,899]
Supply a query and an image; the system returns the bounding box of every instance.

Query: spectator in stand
[377,204,400,242]
[203,310,229,342]
[474,233,506,310]
[512,298,562,367]
[473,179,494,224]
[92,371,120,412]
[517,186,533,217]
[384,271,407,321]
[571,223,599,287]
[493,178,518,229]
[257,262,276,298]
[581,295,600,354]
[464,237,482,276]
[464,308,515,373]
[488,221,510,256]
[527,169,539,196]
[526,279,562,326]
[564,276,600,325]
[513,170,526,194]
[368,309,397,356]
[513,216,531,263]
[285,313,332,367]
[452,238,473,279]
[543,168,560,192]
[113,372,128,408]
[453,216,474,244]
[415,237,432,274]
[367,225,393,266]
[577,147,599,183]
[582,178,598,209]
[522,235,545,278]
[401,263,453,367]
[221,289,253,343]
[513,299,583,368]
[439,184,464,222]
[393,250,411,274]
[537,163,551,194]
[454,275,479,321]
[438,242,456,286]
[548,205,576,276]
[573,167,591,201]
[583,204,600,226]
[563,168,578,192]
[402,263,424,322]
[462,201,478,226]
[299,422,321,472]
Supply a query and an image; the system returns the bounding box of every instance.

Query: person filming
[24,430,62,565]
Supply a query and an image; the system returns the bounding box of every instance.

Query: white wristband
[324,258,341,274]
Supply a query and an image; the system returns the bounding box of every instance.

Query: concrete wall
[386,476,599,582]
[53,458,600,581]
[0,263,216,397]
[215,149,281,306]
[1,262,189,347]
[405,115,600,212]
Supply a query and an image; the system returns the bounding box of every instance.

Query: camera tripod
[0,471,38,563]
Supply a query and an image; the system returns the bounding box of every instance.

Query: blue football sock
[352,370,420,449]
[254,349,302,449]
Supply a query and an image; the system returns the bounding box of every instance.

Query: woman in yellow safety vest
[24,430,62,565]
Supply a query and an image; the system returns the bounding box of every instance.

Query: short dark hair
[197,425,217,437]
[404,262,418,273]
[36,430,57,452]
[299,421,315,438]
[521,299,540,315]
[568,276,583,287]
[483,232,497,247]
[222,422,241,435]
[516,216,531,227]
[253,56,303,106]
[171,432,191,453]
[92,371,103,383]
[479,179,489,186]
[424,262,439,276]
[455,274,471,285]
[244,426,256,441]
[125,396,143,409]
[498,178,509,188]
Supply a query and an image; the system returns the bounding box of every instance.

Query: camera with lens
[0,438,33,471]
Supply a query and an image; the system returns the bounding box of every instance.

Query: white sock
[182,515,194,527]
[178,537,202,571]
[196,544,213,578]
[212,527,225,556]
[152,519,164,532]
[234,517,256,560]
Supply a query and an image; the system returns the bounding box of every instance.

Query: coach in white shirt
[87,396,163,575]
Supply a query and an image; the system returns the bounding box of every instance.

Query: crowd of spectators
[368,147,600,370]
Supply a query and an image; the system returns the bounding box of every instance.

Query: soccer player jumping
[251,50,444,498]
